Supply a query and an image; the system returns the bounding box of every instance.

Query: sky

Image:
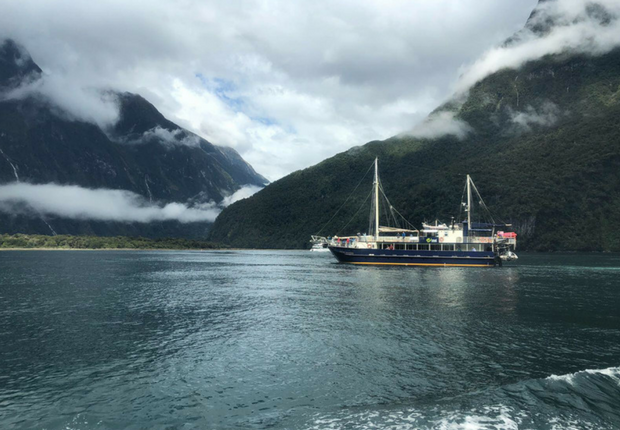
[0,0,540,181]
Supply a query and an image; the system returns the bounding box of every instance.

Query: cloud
[455,0,620,93]
[510,101,562,132]
[406,111,472,140]
[0,0,539,180]
[2,74,120,129]
[0,183,220,223]
[128,126,201,147]
[0,181,263,224]
[221,185,263,206]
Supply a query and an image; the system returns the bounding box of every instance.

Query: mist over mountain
[209,0,620,251]
[0,39,267,238]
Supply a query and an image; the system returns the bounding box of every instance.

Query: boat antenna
[467,174,472,229]
[373,158,380,241]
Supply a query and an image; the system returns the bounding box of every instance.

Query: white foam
[436,405,520,430]
[546,366,620,385]
[307,405,523,430]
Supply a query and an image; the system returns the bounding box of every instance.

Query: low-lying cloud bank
[456,0,620,93]
[0,182,262,223]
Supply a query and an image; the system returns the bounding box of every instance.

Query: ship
[318,158,517,267]
[309,235,330,252]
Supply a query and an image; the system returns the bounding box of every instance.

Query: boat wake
[303,367,620,430]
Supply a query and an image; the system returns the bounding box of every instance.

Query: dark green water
[1,251,619,429]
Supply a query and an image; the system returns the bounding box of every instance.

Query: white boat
[309,235,330,252]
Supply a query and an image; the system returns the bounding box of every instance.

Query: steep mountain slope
[0,39,41,89]
[0,39,267,237]
[209,2,620,251]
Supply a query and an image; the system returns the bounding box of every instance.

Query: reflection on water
[0,251,619,429]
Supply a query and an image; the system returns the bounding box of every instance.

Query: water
[1,251,619,429]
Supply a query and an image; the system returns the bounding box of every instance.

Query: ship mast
[374,158,379,242]
[466,174,472,235]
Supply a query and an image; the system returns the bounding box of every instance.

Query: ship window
[431,245,442,251]
[419,244,430,251]
[396,244,405,250]
[406,245,415,250]
[444,244,455,251]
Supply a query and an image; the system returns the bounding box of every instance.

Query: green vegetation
[0,234,227,250]
[209,49,620,252]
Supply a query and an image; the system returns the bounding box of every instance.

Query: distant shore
[0,234,228,251]
[0,247,216,251]
[0,247,303,252]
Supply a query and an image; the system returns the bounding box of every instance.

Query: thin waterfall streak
[0,149,19,182]
[144,175,153,202]
[42,219,58,236]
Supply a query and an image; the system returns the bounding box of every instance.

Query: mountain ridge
[208,1,620,251]
[0,39,267,238]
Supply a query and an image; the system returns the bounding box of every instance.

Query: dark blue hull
[328,246,499,267]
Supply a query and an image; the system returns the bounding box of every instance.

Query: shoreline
[0,247,305,252]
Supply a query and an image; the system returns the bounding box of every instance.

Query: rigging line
[379,187,391,229]
[390,206,418,231]
[377,183,393,226]
[316,160,375,236]
[336,189,373,236]
[470,180,496,224]
[378,182,406,229]
[389,204,400,229]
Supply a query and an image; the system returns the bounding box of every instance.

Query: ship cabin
[330,220,516,252]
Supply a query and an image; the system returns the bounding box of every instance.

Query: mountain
[208,0,620,251]
[0,39,42,89]
[0,39,267,238]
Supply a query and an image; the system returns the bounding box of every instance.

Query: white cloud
[221,185,263,206]
[0,181,262,223]
[1,72,120,129]
[0,183,220,223]
[406,111,472,140]
[0,0,539,180]
[132,126,201,147]
[510,101,562,132]
[455,0,620,93]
